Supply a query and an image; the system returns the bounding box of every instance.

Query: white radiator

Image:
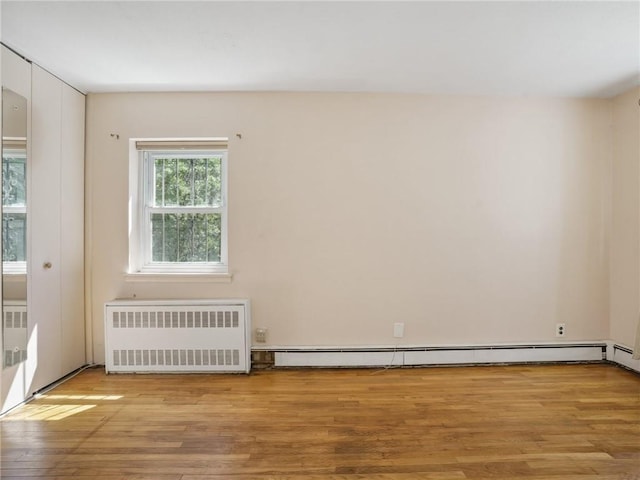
[3,301,28,368]
[104,299,251,373]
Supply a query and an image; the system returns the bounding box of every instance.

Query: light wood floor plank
[1,363,639,479]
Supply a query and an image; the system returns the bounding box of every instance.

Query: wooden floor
[1,364,639,480]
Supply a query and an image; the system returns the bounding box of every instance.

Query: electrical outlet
[556,323,566,337]
[393,322,404,338]
[255,328,267,343]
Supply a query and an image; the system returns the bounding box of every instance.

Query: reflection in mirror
[2,87,28,368]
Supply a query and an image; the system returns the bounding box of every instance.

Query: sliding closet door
[30,65,63,392]
[30,66,85,393]
[1,46,32,414]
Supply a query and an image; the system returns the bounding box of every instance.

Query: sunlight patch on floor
[38,394,122,401]
[2,403,95,421]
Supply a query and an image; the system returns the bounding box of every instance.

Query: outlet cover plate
[393,322,404,338]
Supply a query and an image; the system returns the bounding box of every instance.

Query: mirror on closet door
[2,87,28,369]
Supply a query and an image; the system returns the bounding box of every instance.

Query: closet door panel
[60,84,85,373]
[29,65,62,392]
[0,46,32,413]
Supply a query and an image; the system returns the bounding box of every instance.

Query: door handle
[43,262,52,269]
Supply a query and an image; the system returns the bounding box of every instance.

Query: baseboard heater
[104,299,251,373]
[268,343,607,368]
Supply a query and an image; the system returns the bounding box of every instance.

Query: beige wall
[610,87,640,347]
[86,92,612,363]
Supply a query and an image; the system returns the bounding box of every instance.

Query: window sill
[124,272,233,283]
[3,262,27,276]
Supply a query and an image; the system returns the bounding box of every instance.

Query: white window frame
[128,138,229,276]
[2,146,27,275]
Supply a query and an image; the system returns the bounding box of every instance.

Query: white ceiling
[1,1,639,97]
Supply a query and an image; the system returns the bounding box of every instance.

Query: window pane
[204,157,222,206]
[177,159,193,206]
[158,158,178,206]
[153,156,221,207]
[193,158,208,205]
[3,155,26,206]
[151,213,221,263]
[2,213,26,262]
[151,211,166,262]
[154,158,164,206]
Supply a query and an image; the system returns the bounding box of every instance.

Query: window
[2,146,27,274]
[129,139,228,275]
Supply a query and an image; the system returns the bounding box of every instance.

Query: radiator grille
[4,349,27,368]
[112,348,240,367]
[4,310,27,329]
[111,310,240,329]
[105,300,250,374]
[3,303,28,368]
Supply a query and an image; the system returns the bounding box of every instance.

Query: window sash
[148,153,224,209]
[147,212,222,264]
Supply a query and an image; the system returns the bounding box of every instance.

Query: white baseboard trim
[268,342,607,368]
